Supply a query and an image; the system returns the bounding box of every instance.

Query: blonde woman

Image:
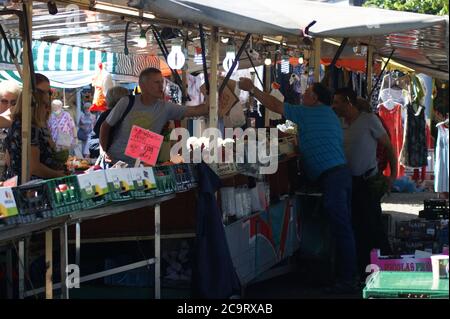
[5,89,65,184]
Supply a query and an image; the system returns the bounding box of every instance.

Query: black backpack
[105,94,135,151]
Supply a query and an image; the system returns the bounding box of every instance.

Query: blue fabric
[284,103,347,180]
[192,163,241,298]
[320,166,357,282]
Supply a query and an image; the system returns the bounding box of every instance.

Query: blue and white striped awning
[0,38,116,73]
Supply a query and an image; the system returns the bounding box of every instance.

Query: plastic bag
[220,187,236,217]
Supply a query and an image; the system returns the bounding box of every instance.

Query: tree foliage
[363,0,449,15]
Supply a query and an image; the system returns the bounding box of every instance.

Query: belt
[353,167,377,181]
[319,164,347,181]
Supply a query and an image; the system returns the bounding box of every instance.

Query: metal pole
[6,247,13,298]
[367,45,374,99]
[245,49,264,88]
[76,222,81,267]
[329,38,348,68]
[369,49,395,99]
[208,27,219,128]
[154,204,161,299]
[18,240,25,299]
[45,230,53,299]
[198,24,210,95]
[60,224,68,299]
[264,62,271,127]
[219,33,252,95]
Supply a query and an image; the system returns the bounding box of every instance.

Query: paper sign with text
[125,125,164,166]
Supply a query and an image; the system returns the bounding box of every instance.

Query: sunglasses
[0,99,17,106]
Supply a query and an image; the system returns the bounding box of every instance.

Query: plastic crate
[153,166,176,196]
[419,199,449,220]
[0,186,21,226]
[12,181,54,223]
[130,167,158,199]
[187,164,199,187]
[363,271,449,299]
[104,169,134,202]
[46,175,83,216]
[171,164,193,192]
[76,170,111,209]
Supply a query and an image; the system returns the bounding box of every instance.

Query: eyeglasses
[0,99,16,106]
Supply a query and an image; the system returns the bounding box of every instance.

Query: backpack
[105,95,135,151]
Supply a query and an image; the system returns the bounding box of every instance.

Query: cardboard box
[105,168,135,193]
[129,167,157,191]
[77,170,109,199]
[0,187,19,219]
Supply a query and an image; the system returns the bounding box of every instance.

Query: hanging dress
[378,103,405,178]
[434,123,449,193]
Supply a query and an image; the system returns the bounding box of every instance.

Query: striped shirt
[284,103,346,180]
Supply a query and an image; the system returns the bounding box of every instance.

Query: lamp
[137,29,148,48]
[167,39,185,69]
[298,53,304,65]
[223,44,238,72]
[264,52,272,66]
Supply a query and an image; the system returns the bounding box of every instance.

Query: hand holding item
[238,77,254,92]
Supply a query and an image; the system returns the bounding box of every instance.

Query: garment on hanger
[434,121,448,193]
[399,103,428,168]
[378,102,405,178]
[186,73,205,106]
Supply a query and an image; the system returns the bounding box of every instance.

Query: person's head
[138,68,164,99]
[355,97,372,113]
[51,99,63,114]
[303,83,333,106]
[0,80,21,113]
[35,73,51,95]
[332,87,358,118]
[13,89,51,128]
[106,86,129,109]
[83,102,92,113]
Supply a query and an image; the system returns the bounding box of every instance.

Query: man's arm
[378,134,398,188]
[183,103,209,118]
[238,77,284,115]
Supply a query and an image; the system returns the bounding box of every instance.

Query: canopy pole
[366,45,374,99]
[264,60,271,127]
[219,33,251,95]
[208,27,219,129]
[313,38,321,82]
[330,38,348,68]
[198,24,210,95]
[21,0,34,185]
[369,49,395,99]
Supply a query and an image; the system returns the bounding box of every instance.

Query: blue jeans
[320,165,357,283]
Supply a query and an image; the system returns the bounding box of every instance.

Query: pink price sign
[125,125,164,166]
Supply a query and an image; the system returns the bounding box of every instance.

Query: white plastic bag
[220,187,236,217]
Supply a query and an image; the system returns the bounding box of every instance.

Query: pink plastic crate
[370,247,449,272]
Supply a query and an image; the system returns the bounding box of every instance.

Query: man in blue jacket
[239,78,357,293]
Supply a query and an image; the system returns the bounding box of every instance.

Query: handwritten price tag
[125,125,164,166]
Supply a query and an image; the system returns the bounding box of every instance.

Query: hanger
[436,118,449,128]
[384,98,396,110]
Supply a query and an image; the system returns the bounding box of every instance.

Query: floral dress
[5,120,60,184]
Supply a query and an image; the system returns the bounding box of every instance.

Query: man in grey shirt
[100,67,208,165]
[333,88,396,281]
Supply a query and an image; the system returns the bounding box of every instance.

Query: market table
[363,271,449,299]
[1,194,175,299]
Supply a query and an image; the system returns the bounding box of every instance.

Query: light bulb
[223,51,238,72]
[167,43,185,69]
[264,58,272,66]
[281,55,290,74]
[137,30,147,48]
[298,55,304,65]
[221,37,229,44]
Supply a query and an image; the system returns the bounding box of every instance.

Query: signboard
[125,125,164,166]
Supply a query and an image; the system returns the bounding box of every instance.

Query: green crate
[46,175,83,216]
[104,169,134,202]
[130,168,158,199]
[363,271,449,299]
[76,171,112,209]
[12,181,54,223]
[153,166,176,196]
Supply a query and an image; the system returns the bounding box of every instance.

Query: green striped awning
[0,38,117,73]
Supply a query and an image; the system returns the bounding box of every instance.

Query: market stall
[0,0,448,300]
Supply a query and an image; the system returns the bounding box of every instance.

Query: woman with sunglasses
[5,89,66,184]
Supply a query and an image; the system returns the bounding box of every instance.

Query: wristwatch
[249,87,256,96]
